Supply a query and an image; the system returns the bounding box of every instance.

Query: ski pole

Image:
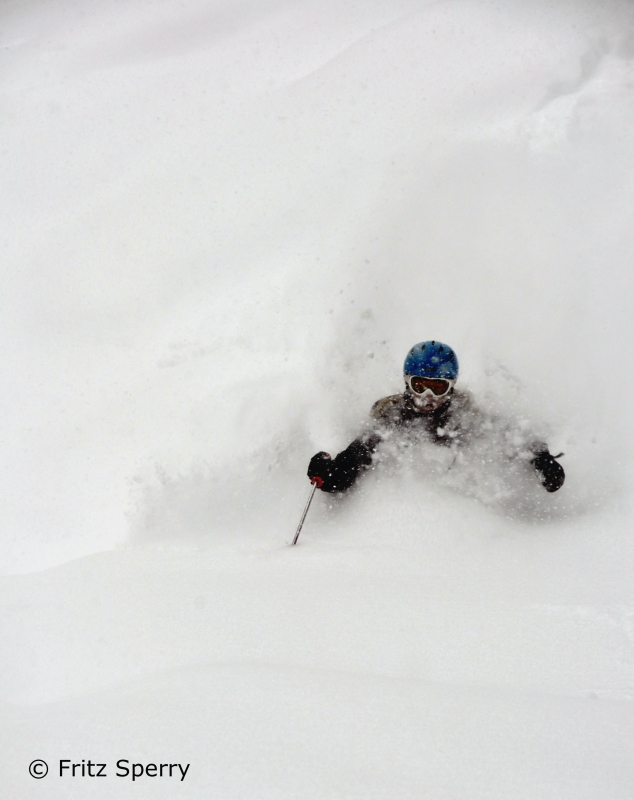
[291,477,323,546]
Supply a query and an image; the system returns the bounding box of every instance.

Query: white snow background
[2,0,634,796]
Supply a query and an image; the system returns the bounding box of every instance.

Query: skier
[307,341,565,494]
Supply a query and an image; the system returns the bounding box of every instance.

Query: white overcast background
[2,0,634,797]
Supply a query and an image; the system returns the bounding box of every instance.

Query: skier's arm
[307,433,382,493]
[530,443,565,492]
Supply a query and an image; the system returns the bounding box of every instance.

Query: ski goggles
[406,375,455,397]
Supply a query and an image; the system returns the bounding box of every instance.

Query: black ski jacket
[307,389,565,493]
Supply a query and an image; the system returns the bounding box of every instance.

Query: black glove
[307,451,332,488]
[531,449,565,493]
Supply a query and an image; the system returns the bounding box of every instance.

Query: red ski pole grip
[311,476,324,488]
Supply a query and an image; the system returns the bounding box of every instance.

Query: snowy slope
[2,0,634,797]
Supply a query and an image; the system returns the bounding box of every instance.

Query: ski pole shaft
[291,477,322,546]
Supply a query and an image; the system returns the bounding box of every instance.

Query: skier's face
[405,374,454,413]
[410,389,449,413]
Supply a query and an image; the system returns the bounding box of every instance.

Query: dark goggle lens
[409,376,451,396]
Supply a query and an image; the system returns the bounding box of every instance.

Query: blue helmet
[404,341,459,380]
